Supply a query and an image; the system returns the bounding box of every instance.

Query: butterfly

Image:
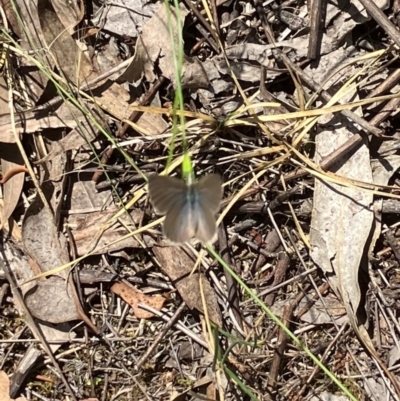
[148,174,223,244]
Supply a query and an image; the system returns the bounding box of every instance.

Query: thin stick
[308,0,325,59]
[358,0,400,48]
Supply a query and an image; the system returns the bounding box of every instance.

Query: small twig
[383,229,400,263]
[267,293,298,390]
[277,51,383,136]
[137,303,208,348]
[357,0,400,48]
[295,282,330,319]
[368,68,400,99]
[368,97,400,127]
[307,0,326,59]
[249,267,317,304]
[218,223,244,336]
[293,324,349,401]
[283,133,365,182]
[366,65,400,125]
[194,23,219,54]
[181,0,220,48]
[256,0,276,45]
[209,0,221,38]
[264,252,290,306]
[135,302,187,369]
[65,225,100,335]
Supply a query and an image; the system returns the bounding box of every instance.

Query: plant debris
[1,0,400,400]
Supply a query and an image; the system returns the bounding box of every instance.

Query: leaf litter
[0,0,400,400]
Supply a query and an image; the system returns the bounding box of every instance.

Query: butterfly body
[148,174,223,244]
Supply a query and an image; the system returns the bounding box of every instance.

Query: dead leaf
[22,200,79,323]
[111,281,166,319]
[0,76,25,226]
[225,4,361,64]
[369,155,400,256]
[0,370,27,401]
[36,321,76,352]
[67,180,143,255]
[310,131,372,320]
[0,201,22,242]
[0,102,96,143]
[309,49,373,323]
[70,209,142,255]
[6,0,49,101]
[117,4,209,89]
[1,237,76,351]
[0,146,26,225]
[92,0,158,38]
[22,186,69,280]
[36,122,99,163]
[153,244,222,327]
[24,277,81,323]
[50,0,84,35]
[214,58,279,83]
[40,0,95,84]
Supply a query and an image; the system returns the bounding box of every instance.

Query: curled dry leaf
[22,201,80,323]
[111,282,166,319]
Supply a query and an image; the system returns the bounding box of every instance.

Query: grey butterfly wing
[193,174,223,243]
[148,175,187,215]
[163,195,196,243]
[195,174,223,213]
[148,173,223,244]
[193,207,218,243]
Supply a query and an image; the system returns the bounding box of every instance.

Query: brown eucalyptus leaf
[66,180,143,254]
[0,100,96,143]
[36,124,99,163]
[0,239,75,347]
[22,203,69,278]
[6,0,49,100]
[68,208,143,256]
[309,49,373,323]
[111,281,166,319]
[50,0,84,35]
[0,145,25,227]
[0,371,27,401]
[0,77,24,226]
[21,200,79,323]
[153,244,222,327]
[117,4,209,89]
[91,0,157,38]
[24,277,79,323]
[40,0,95,84]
